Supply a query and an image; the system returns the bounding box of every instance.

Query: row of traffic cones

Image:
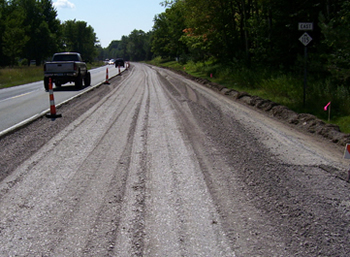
[46,63,132,120]
[104,62,130,84]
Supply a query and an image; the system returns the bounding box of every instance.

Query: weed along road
[1,63,350,256]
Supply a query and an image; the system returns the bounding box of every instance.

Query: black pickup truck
[114,58,125,67]
[44,52,91,90]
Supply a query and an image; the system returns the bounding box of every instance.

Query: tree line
[148,0,350,85]
[105,0,350,86]
[2,0,350,88]
[0,0,154,66]
[98,29,153,62]
[0,0,98,66]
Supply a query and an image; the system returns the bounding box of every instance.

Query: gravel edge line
[156,66,350,147]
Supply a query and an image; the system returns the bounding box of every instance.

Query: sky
[53,0,166,48]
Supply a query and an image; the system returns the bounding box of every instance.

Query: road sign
[299,32,313,46]
[344,144,350,159]
[298,22,313,31]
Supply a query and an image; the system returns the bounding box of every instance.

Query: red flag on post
[324,101,331,121]
[324,101,331,111]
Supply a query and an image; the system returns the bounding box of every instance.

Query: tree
[62,20,98,62]
[2,6,29,66]
[126,30,147,61]
[152,1,188,60]
[15,0,60,65]
[0,0,10,66]
[319,1,350,83]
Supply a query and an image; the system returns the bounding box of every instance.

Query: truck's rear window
[53,54,80,61]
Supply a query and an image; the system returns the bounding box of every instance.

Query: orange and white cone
[104,67,110,84]
[46,78,62,120]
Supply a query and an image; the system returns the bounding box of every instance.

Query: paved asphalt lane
[0,65,124,135]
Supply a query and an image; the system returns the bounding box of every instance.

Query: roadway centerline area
[0,90,39,103]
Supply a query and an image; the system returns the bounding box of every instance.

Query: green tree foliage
[181,0,240,62]
[0,0,98,66]
[152,1,187,60]
[152,0,347,79]
[319,1,350,83]
[0,0,9,66]
[61,20,98,62]
[17,0,61,65]
[105,38,130,61]
[103,31,153,62]
[126,30,148,61]
[2,6,29,66]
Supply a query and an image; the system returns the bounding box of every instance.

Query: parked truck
[44,52,91,90]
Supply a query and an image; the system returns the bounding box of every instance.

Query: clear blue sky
[53,0,166,48]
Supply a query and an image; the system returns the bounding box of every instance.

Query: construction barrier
[46,78,62,120]
[104,67,110,84]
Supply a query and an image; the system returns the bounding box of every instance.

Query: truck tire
[75,73,83,89]
[84,72,91,86]
[44,77,49,91]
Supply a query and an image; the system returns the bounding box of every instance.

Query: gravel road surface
[0,63,349,256]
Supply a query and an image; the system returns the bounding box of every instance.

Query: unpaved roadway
[0,63,350,256]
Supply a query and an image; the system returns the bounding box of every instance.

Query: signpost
[298,23,313,108]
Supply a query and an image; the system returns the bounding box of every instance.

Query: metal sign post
[298,23,313,108]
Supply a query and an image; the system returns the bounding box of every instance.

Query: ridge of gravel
[157,66,350,147]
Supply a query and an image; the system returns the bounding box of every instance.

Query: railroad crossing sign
[299,32,313,46]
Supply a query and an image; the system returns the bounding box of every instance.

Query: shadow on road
[50,84,88,92]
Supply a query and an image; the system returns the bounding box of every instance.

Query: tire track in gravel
[140,65,235,256]
[0,67,147,256]
[2,63,350,256]
[48,79,146,255]
[82,72,147,256]
[153,67,289,256]
[112,67,150,256]
[151,65,350,257]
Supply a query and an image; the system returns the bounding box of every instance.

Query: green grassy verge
[0,61,105,90]
[0,66,43,89]
[148,57,350,134]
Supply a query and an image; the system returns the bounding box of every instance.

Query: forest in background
[2,0,349,82]
[2,0,350,130]
[116,0,350,130]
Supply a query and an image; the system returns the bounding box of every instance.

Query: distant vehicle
[115,58,124,67]
[44,52,91,90]
[108,59,115,65]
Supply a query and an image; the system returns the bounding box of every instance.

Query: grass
[147,58,350,134]
[0,66,43,89]
[0,61,106,90]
